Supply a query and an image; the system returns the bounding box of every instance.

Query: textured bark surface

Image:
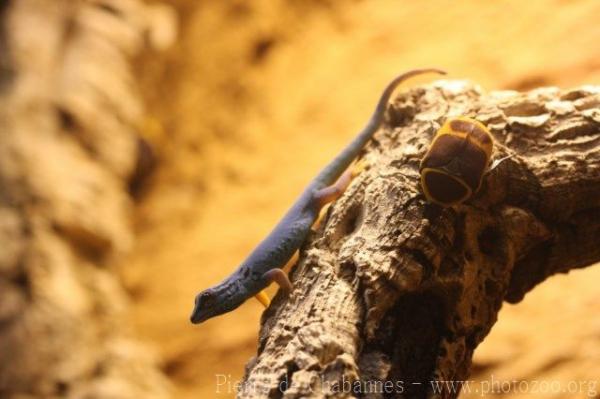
[241,81,600,398]
[0,0,173,397]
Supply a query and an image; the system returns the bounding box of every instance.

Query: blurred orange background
[122,1,600,398]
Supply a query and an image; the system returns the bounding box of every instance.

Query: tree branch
[240,81,600,398]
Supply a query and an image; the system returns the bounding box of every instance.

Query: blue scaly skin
[190,68,446,324]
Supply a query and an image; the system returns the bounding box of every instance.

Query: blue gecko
[190,68,446,324]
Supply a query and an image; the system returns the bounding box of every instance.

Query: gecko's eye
[197,290,217,308]
[196,291,215,306]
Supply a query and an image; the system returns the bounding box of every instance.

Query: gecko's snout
[190,296,203,324]
[190,290,217,324]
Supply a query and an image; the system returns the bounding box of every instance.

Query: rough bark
[240,80,600,398]
[0,0,174,397]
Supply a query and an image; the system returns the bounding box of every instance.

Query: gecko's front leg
[254,251,298,308]
[263,269,293,295]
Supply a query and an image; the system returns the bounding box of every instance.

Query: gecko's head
[190,285,244,324]
[190,289,221,324]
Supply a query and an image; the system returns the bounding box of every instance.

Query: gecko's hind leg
[313,160,367,228]
[314,160,367,210]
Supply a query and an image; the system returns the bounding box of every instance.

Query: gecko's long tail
[313,68,447,187]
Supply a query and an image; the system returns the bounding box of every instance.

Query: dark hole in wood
[477,225,501,256]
